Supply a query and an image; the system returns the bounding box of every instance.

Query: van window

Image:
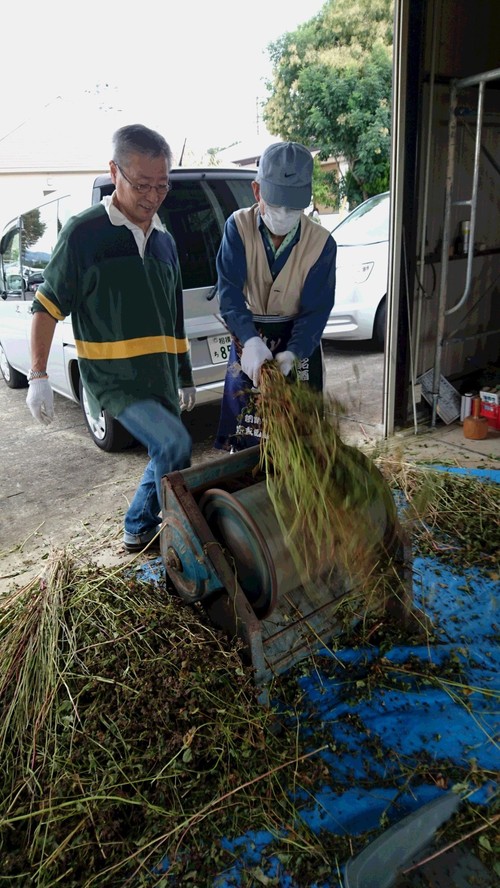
[22,203,58,272]
[158,178,254,289]
[0,194,78,297]
[91,170,255,290]
[92,172,255,290]
[1,228,23,296]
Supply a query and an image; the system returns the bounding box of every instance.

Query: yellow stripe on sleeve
[74,335,190,360]
[34,291,66,321]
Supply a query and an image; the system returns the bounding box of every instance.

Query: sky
[2,0,326,162]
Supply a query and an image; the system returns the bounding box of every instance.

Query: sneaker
[122,525,161,553]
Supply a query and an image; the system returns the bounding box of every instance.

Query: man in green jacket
[26,123,195,552]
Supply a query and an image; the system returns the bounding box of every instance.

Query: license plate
[207,334,231,364]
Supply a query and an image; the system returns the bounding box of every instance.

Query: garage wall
[390,0,500,429]
[415,76,500,381]
[427,0,499,79]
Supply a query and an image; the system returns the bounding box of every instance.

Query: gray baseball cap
[256,142,313,209]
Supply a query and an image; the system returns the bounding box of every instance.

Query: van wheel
[0,342,28,388]
[372,298,386,350]
[79,379,135,452]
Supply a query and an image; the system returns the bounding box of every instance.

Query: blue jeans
[116,399,192,535]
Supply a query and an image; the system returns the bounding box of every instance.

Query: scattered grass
[374,453,500,574]
[0,552,334,886]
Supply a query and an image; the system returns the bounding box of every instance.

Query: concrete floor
[334,410,500,474]
[322,342,500,471]
[389,418,500,471]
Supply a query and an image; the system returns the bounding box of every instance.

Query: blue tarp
[139,467,499,886]
[429,465,500,483]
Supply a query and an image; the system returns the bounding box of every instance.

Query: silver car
[323,191,389,349]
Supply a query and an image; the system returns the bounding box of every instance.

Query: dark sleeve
[31,222,82,320]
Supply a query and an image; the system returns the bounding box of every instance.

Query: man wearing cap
[215,141,337,451]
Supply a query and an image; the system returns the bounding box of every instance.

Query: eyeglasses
[114,163,171,196]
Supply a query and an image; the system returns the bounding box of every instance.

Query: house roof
[0,97,126,174]
[216,136,325,170]
[215,135,281,168]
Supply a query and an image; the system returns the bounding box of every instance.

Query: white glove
[275,351,297,377]
[179,386,196,412]
[241,336,273,387]
[26,377,54,425]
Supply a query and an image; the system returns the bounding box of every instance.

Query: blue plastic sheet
[429,465,500,483]
[139,467,499,886]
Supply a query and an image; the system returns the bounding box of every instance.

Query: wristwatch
[27,369,48,381]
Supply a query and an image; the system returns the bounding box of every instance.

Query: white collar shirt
[101,195,165,258]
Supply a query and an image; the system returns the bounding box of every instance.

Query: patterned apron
[214,315,324,452]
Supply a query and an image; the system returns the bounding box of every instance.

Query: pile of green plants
[257,364,398,595]
[0,552,328,886]
[375,455,500,574]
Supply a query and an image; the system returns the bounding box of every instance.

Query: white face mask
[261,204,303,236]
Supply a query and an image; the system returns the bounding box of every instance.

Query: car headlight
[354,261,374,284]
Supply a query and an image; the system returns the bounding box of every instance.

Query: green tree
[21,209,46,254]
[263,0,393,205]
[311,155,339,210]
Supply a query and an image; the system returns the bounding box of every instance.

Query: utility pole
[178,138,187,167]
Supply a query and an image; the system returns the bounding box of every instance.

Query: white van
[0,167,256,450]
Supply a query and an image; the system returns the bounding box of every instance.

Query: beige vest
[234,204,331,316]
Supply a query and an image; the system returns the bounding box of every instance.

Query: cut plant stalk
[257,362,403,603]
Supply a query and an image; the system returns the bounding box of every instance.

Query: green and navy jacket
[33,203,194,419]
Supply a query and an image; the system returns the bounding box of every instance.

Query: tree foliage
[21,209,46,253]
[263,0,394,205]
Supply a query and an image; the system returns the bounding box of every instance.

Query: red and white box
[480,389,500,430]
